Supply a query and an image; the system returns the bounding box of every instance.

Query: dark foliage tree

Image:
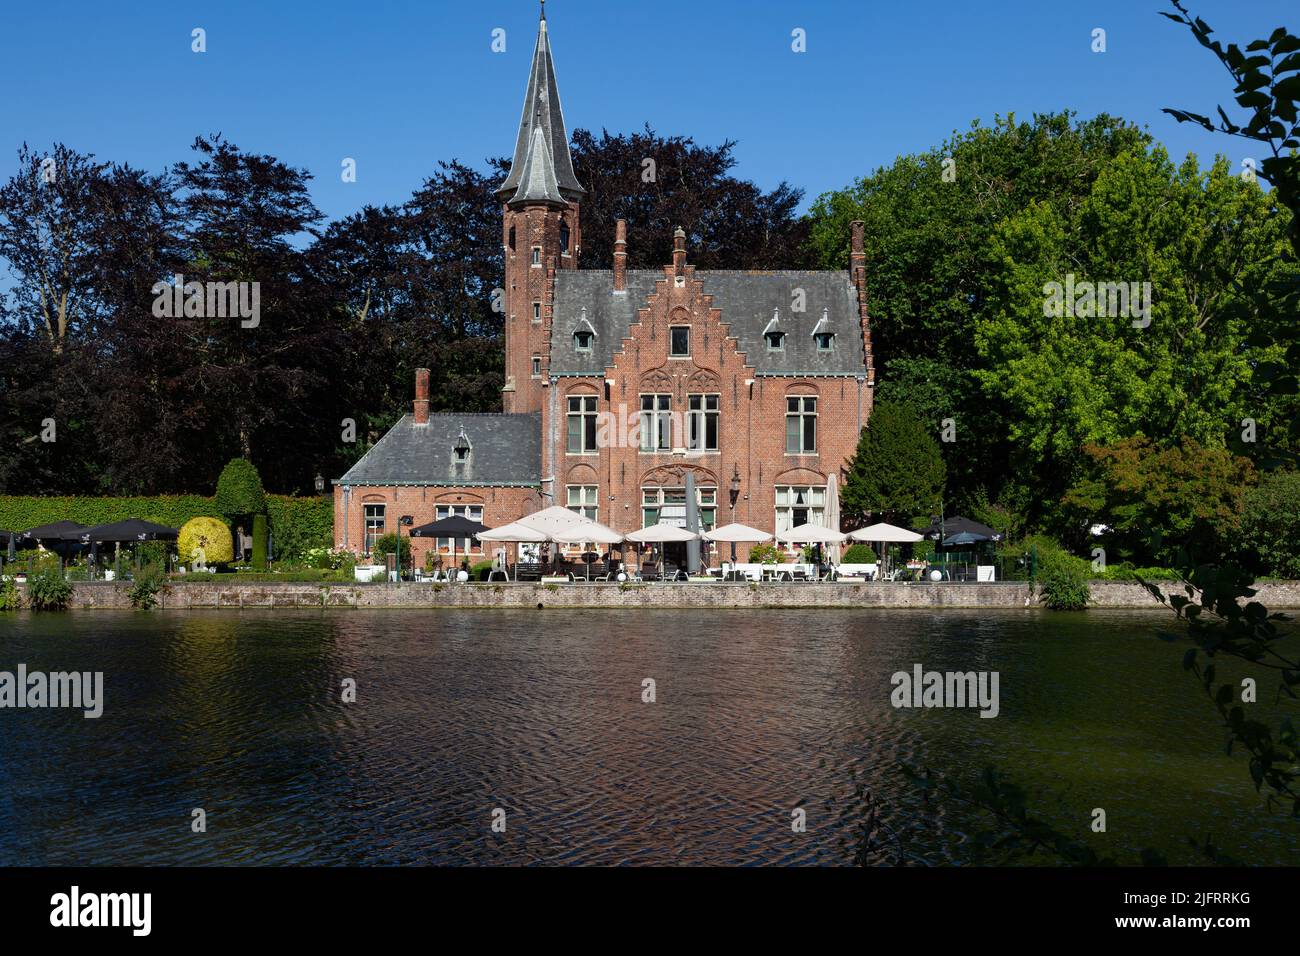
[841,400,946,527]
[570,125,809,269]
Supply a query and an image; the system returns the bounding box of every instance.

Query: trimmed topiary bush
[178,517,234,568]
[841,543,878,564]
[251,513,268,569]
[214,458,267,518]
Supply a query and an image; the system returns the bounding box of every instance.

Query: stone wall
[29,579,1300,611]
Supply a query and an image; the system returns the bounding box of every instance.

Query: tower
[499,7,585,413]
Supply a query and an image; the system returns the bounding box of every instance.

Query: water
[0,608,1294,866]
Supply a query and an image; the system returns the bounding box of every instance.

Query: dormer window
[453,427,472,465]
[574,329,593,352]
[812,308,834,351]
[766,330,786,350]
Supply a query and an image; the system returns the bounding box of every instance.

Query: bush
[1240,470,1300,579]
[251,513,268,569]
[841,543,878,563]
[749,542,784,565]
[265,495,333,561]
[27,563,73,610]
[214,458,267,517]
[471,559,494,581]
[128,565,167,609]
[178,517,234,568]
[0,494,329,564]
[0,577,20,610]
[369,533,411,563]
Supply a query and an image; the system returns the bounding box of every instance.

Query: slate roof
[337,413,541,486]
[497,16,585,206]
[547,270,868,376]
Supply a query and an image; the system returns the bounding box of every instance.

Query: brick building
[334,10,875,566]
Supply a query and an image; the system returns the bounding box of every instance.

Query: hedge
[0,494,332,561]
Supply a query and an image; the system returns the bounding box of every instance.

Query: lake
[0,608,1294,865]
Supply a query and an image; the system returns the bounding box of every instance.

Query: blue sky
[0,0,1294,225]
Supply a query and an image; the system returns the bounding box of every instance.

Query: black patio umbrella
[943,530,990,547]
[69,518,179,543]
[21,520,86,541]
[924,516,1000,542]
[20,520,87,561]
[408,515,491,579]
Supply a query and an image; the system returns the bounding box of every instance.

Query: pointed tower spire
[497,11,585,206]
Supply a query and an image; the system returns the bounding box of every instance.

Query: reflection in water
[0,608,1294,865]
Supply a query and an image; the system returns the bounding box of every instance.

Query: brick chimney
[672,226,686,274]
[613,219,627,291]
[850,220,866,282]
[413,367,430,424]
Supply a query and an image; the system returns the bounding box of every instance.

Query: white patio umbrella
[704,522,772,564]
[625,523,699,543]
[550,521,624,580]
[847,522,923,578]
[826,475,841,565]
[776,522,847,544]
[477,522,550,580]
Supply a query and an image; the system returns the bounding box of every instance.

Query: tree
[570,125,809,270]
[974,147,1292,530]
[841,400,945,526]
[1240,470,1300,578]
[1063,436,1255,566]
[806,113,1153,517]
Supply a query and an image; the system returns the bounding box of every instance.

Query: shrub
[369,533,411,563]
[0,494,330,563]
[178,517,234,568]
[27,563,73,610]
[0,577,20,610]
[251,513,268,569]
[128,565,167,609]
[1240,470,1300,579]
[749,542,784,565]
[214,458,267,518]
[841,543,878,564]
[471,559,494,581]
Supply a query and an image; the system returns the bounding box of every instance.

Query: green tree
[1240,470,1300,578]
[841,400,945,526]
[974,147,1291,531]
[1063,436,1255,562]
